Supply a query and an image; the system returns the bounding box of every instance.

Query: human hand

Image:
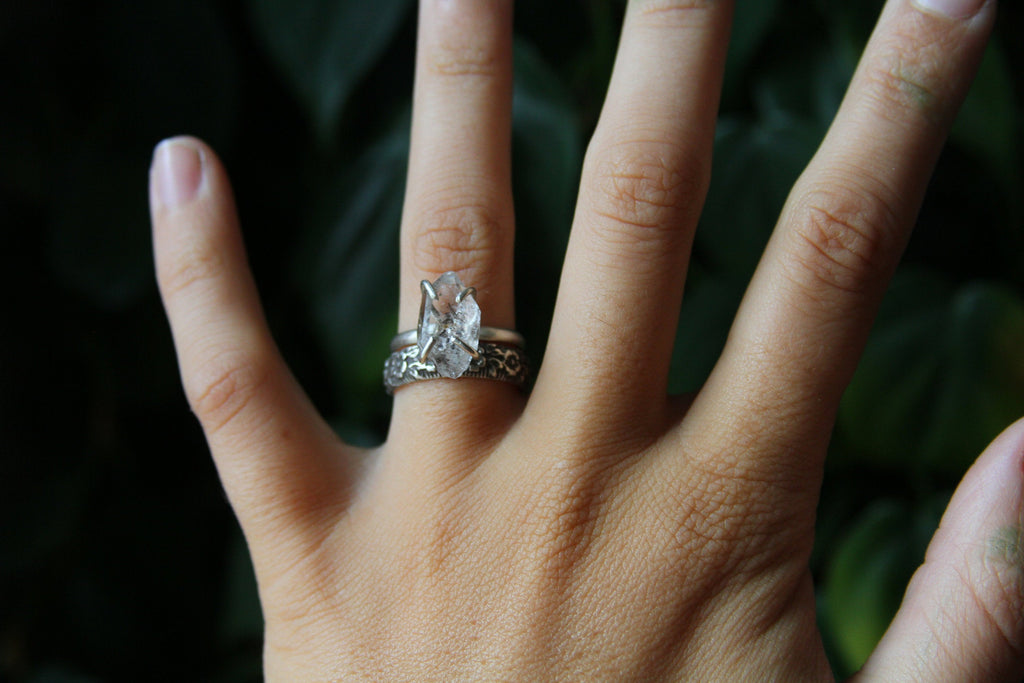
[149,0,1022,680]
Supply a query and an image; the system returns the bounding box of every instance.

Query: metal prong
[454,337,480,359]
[418,335,437,363]
[455,287,477,304]
[420,280,438,300]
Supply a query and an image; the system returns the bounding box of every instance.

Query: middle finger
[535,0,734,430]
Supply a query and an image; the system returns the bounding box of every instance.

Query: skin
[148,0,1024,680]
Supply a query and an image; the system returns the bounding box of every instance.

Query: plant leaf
[668,273,746,394]
[291,112,409,432]
[821,495,945,676]
[511,41,582,349]
[247,0,413,145]
[839,269,1024,475]
[697,112,820,276]
[722,0,780,99]
[950,39,1020,204]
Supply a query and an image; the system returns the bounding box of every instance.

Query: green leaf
[752,41,852,129]
[699,40,850,278]
[821,495,945,676]
[511,41,582,347]
[668,274,746,394]
[512,41,581,251]
[951,39,1020,203]
[722,0,780,99]
[697,112,821,276]
[825,0,886,63]
[247,0,413,145]
[291,112,409,428]
[839,270,1024,475]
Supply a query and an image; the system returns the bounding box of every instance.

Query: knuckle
[655,434,811,575]
[428,36,500,79]
[860,21,960,123]
[786,183,899,297]
[863,52,941,123]
[158,239,225,300]
[185,350,270,436]
[408,506,465,588]
[532,499,597,582]
[633,0,716,24]
[411,203,504,278]
[660,481,770,580]
[690,461,778,543]
[521,459,618,581]
[587,141,703,248]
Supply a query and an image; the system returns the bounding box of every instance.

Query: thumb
[853,418,1024,682]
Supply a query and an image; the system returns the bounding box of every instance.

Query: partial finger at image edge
[911,0,987,21]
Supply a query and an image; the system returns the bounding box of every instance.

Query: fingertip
[1003,416,1024,472]
[911,0,994,22]
[150,136,210,212]
[987,414,1024,450]
[952,417,1024,519]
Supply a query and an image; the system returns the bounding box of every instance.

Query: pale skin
[148,0,1024,680]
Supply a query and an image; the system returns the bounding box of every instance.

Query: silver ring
[389,327,524,352]
[382,271,529,393]
[383,342,529,395]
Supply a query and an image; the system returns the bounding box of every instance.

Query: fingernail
[912,0,985,19]
[152,138,204,209]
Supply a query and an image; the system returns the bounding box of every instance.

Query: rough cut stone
[418,271,480,378]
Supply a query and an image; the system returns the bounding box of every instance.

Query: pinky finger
[150,137,353,554]
[854,419,1024,682]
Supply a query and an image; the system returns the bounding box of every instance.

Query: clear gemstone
[418,272,480,378]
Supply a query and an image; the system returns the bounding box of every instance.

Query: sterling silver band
[383,342,529,395]
[389,327,525,353]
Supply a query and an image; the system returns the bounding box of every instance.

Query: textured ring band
[383,342,529,395]
[389,327,524,353]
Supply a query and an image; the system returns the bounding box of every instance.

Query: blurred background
[1,0,1022,680]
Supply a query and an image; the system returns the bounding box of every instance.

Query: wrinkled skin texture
[149,0,1024,680]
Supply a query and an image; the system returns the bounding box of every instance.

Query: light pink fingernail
[912,0,985,19]
[152,138,204,209]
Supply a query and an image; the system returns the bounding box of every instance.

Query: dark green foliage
[820,494,948,671]
[249,0,415,145]
[1,0,1021,679]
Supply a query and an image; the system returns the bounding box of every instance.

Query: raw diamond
[418,272,480,378]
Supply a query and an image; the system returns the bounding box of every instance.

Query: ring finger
[535,0,734,432]
[391,1,519,445]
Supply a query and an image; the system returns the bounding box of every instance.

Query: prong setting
[454,337,481,359]
[421,280,439,301]
[418,335,437,363]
